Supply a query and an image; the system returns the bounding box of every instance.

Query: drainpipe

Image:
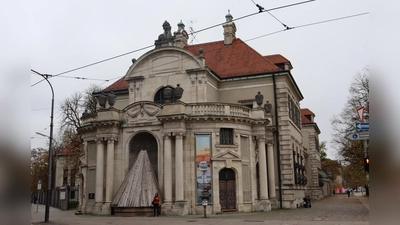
[272,74,283,209]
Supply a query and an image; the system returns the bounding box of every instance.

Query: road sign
[355,122,369,131]
[346,132,369,140]
[37,179,42,190]
[357,106,365,122]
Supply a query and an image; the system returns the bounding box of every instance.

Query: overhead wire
[251,0,292,29]
[32,10,369,89]
[245,12,369,42]
[31,0,315,87]
[107,11,369,80]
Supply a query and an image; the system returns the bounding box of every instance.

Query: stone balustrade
[187,103,251,118]
[81,102,267,128]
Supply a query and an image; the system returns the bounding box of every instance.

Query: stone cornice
[77,120,120,133]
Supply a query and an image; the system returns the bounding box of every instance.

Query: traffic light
[364,156,369,172]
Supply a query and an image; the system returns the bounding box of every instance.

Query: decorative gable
[212,150,242,161]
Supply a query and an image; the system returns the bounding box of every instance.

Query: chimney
[223,10,236,45]
[174,20,189,48]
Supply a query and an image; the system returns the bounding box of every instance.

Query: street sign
[355,122,369,131]
[38,180,42,190]
[357,106,365,122]
[346,132,369,140]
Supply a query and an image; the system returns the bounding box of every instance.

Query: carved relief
[129,81,142,93]
[190,75,197,86]
[129,84,135,93]
[125,102,161,123]
[189,74,208,87]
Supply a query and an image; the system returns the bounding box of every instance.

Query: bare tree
[59,84,101,134]
[56,84,102,185]
[330,66,369,186]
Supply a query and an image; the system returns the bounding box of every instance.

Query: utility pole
[32,69,55,223]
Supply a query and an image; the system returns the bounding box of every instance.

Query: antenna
[186,20,198,44]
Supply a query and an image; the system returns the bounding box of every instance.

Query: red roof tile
[264,54,290,64]
[102,77,129,92]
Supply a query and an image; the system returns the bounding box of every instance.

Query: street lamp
[32,69,54,223]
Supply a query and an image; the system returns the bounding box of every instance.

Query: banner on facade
[195,134,212,204]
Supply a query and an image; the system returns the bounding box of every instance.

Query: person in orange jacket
[152,192,160,216]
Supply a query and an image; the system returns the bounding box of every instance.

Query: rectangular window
[63,169,68,185]
[70,190,75,199]
[220,128,233,145]
[70,169,76,187]
[315,137,320,152]
[288,96,300,128]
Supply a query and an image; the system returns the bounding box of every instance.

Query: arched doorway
[129,132,158,179]
[219,168,236,211]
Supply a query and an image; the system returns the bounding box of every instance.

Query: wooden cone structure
[112,150,159,207]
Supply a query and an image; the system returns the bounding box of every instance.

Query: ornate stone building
[77,12,321,216]
[301,108,325,200]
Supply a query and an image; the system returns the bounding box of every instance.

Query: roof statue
[155,20,175,48]
[111,150,160,207]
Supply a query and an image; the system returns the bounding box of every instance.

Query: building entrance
[129,132,158,179]
[219,168,236,211]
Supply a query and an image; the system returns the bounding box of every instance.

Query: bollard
[202,199,208,218]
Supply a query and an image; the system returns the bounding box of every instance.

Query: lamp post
[32,69,54,223]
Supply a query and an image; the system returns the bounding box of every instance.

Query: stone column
[164,133,172,203]
[95,139,104,203]
[258,136,269,200]
[175,133,184,201]
[81,167,87,213]
[172,132,188,215]
[79,141,88,213]
[267,142,276,199]
[105,137,115,203]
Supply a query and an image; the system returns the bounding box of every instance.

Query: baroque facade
[77,12,322,216]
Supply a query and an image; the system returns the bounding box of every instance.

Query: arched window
[154,86,177,104]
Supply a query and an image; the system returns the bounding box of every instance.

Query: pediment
[125,47,202,79]
[124,101,162,124]
[211,150,241,161]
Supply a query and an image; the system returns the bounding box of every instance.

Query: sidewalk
[32,194,369,225]
[354,192,369,210]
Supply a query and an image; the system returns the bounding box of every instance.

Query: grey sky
[30,0,370,159]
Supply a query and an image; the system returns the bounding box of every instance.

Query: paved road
[32,192,369,225]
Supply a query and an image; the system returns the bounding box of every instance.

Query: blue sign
[355,122,369,131]
[38,179,42,184]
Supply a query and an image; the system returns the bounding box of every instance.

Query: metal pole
[32,69,54,223]
[272,74,283,209]
[364,139,369,196]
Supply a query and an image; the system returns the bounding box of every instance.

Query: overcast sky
[30,0,371,159]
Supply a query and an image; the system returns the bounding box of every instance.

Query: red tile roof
[184,39,282,78]
[103,38,288,92]
[102,77,129,92]
[58,139,80,155]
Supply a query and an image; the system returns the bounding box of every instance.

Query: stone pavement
[32,192,369,225]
